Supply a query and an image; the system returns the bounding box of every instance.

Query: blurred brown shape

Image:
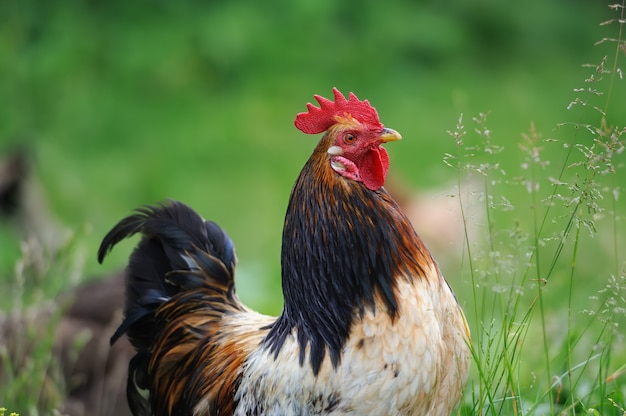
[0,148,132,415]
[386,174,484,262]
[56,273,133,416]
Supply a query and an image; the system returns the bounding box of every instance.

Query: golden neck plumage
[265,134,437,374]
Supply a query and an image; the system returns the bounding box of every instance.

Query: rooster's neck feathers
[265,137,434,375]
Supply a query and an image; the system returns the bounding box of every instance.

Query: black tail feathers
[97,200,237,349]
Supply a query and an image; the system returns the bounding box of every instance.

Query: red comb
[294,87,383,134]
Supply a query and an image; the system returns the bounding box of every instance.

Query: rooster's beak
[379,128,402,143]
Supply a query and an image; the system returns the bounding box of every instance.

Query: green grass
[450,5,626,413]
[1,0,625,414]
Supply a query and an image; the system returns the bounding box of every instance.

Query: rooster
[98,88,471,415]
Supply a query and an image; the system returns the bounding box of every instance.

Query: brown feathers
[99,201,253,415]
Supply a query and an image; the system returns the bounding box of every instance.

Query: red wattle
[360,146,390,190]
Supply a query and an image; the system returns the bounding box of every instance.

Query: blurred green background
[1,0,624,316]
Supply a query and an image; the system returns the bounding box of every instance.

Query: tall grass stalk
[454,2,626,414]
[0,233,86,414]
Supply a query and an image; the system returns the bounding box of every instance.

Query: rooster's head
[295,87,401,191]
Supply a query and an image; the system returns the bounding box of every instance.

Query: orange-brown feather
[310,132,437,283]
[148,285,259,416]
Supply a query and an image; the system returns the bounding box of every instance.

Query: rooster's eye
[344,133,356,144]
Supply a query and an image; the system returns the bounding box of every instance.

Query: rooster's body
[99,88,470,416]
